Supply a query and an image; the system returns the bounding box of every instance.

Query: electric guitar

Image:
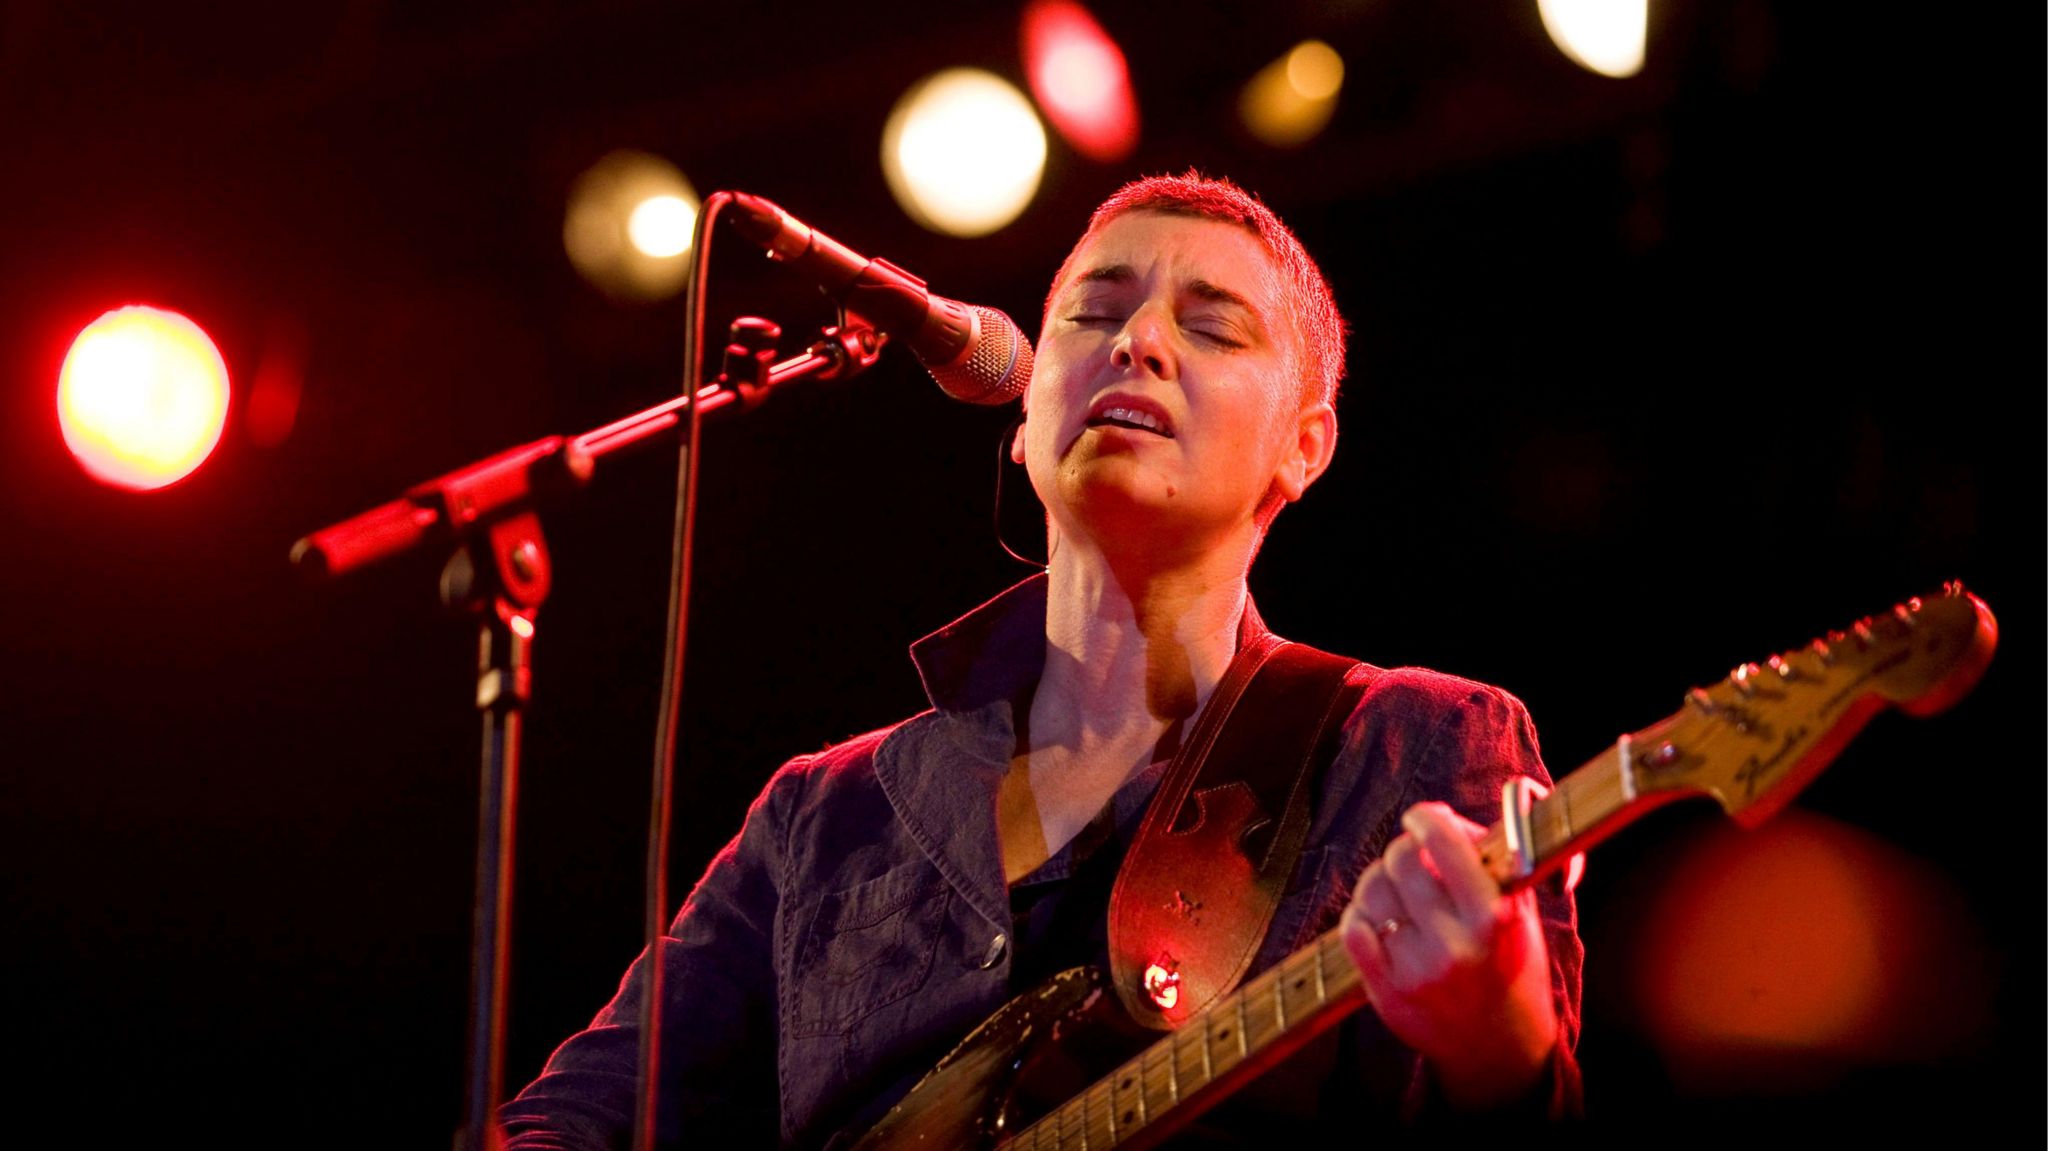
[849,583,1999,1151]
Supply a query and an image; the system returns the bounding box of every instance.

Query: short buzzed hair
[1044,171,1348,405]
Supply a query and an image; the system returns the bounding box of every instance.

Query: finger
[1401,803,1502,928]
[1339,898,1394,975]
[1350,858,1405,926]
[1380,835,1462,969]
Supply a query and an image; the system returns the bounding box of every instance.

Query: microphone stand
[290,320,883,1151]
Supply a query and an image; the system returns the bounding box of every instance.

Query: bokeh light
[563,150,700,301]
[627,194,697,259]
[1021,0,1138,162]
[1239,40,1346,148]
[1630,813,1994,1090]
[57,305,231,491]
[882,68,1047,237]
[1537,0,1648,79]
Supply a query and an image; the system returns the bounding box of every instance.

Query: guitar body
[849,966,1128,1151]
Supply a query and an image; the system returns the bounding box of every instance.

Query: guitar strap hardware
[1107,622,1368,1030]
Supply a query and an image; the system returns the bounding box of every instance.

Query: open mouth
[1086,404,1174,438]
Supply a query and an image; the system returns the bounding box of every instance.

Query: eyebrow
[1066,264,1269,334]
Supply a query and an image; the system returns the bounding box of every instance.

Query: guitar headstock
[1620,583,1997,827]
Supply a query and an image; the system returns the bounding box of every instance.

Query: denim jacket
[500,575,1583,1148]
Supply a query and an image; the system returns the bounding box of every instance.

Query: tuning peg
[1731,663,1761,696]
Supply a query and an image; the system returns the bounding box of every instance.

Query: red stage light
[1021,0,1138,163]
[1630,812,1992,1089]
[57,305,231,491]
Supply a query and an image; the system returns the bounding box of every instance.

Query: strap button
[978,932,1008,970]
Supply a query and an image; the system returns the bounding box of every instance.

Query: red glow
[1021,1,1138,162]
[1143,962,1180,1011]
[1630,813,1992,1088]
[57,305,230,491]
[245,315,307,448]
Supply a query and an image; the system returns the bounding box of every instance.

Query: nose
[1110,303,1175,381]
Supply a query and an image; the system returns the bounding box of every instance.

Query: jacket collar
[876,572,1273,930]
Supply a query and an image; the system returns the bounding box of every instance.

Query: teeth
[1098,406,1164,432]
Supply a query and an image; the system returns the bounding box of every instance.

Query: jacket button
[978,932,1007,969]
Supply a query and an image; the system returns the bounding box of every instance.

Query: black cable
[633,190,730,1151]
[994,413,1048,568]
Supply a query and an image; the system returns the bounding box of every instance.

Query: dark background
[1,1,2037,1144]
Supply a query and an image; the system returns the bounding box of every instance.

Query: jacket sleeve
[499,758,809,1149]
[1394,683,1585,1123]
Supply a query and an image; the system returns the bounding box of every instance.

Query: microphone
[726,192,1032,404]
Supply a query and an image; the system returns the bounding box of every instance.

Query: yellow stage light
[1240,41,1345,148]
[564,150,700,302]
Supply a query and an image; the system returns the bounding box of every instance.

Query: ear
[1273,400,1336,504]
[1009,411,1029,465]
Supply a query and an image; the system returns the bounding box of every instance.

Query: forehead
[1058,211,1285,309]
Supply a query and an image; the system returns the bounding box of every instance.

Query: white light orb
[1537,0,1648,79]
[883,68,1047,237]
[627,194,698,259]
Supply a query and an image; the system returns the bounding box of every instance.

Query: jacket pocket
[787,860,951,1037]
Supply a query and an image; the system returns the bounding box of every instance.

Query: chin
[1056,475,1214,546]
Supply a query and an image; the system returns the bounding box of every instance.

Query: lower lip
[1086,422,1172,439]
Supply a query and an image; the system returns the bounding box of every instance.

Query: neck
[1034,526,1257,754]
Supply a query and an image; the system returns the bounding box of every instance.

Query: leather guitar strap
[1107,626,1369,1030]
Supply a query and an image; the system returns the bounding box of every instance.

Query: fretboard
[1012,929,1362,1150]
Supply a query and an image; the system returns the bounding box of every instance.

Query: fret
[1198,1009,1213,1083]
[1172,1025,1202,1095]
[1249,974,1280,1048]
[1073,1079,1088,1151]
[1238,984,1263,1050]
[1137,1042,1165,1125]
[1313,937,1326,1003]
[1090,1080,1115,1146]
[1163,1027,1179,1103]
[1104,1066,1118,1144]
[1272,968,1287,1030]
[1207,1003,1233,1075]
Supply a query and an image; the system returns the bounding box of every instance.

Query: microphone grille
[929,306,1033,405]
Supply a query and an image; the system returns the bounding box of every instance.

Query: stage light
[1537,0,1647,79]
[563,150,701,302]
[1631,813,1993,1084]
[57,305,231,491]
[883,68,1047,237]
[245,315,307,449]
[1021,0,1138,162]
[627,194,697,259]
[1239,40,1345,148]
